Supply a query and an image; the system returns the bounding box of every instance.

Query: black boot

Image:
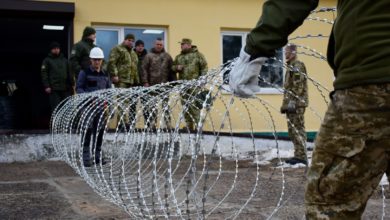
[285,157,307,165]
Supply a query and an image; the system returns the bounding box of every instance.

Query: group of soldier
[41,26,209,166]
[41,26,208,131]
[41,26,308,167]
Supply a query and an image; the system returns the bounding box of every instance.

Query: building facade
[0,0,336,134]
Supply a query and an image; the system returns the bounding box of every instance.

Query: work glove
[286,100,297,113]
[229,48,268,98]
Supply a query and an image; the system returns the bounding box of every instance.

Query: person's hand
[71,86,76,95]
[286,100,297,113]
[229,48,267,98]
[112,76,119,83]
[280,105,287,114]
[45,87,52,94]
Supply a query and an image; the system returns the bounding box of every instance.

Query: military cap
[125,34,135,40]
[179,38,192,44]
[82,26,96,38]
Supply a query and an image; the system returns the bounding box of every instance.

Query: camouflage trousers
[305,84,390,219]
[181,88,201,130]
[116,83,137,127]
[286,108,307,161]
[141,89,171,128]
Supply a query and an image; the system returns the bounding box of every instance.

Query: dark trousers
[82,110,105,164]
[49,90,70,113]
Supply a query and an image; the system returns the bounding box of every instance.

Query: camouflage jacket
[107,44,139,86]
[282,59,308,108]
[69,38,95,80]
[141,48,176,85]
[172,46,208,80]
[41,53,72,91]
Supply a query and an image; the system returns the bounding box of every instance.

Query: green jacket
[41,53,72,91]
[107,44,139,86]
[69,38,95,80]
[172,46,208,80]
[282,59,308,108]
[330,1,390,89]
[246,0,390,90]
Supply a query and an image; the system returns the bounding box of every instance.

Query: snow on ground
[381,174,389,186]
[1,132,315,166]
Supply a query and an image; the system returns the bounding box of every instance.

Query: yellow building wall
[42,0,336,133]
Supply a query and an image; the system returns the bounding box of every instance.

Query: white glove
[229,48,267,98]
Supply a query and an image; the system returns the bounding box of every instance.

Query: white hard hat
[89,47,104,59]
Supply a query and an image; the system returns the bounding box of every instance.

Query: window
[124,28,165,51]
[221,31,284,94]
[95,28,120,62]
[258,48,283,89]
[95,26,167,61]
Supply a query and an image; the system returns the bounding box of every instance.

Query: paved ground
[0,160,389,219]
[0,161,128,219]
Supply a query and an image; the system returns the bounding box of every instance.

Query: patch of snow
[380,174,389,186]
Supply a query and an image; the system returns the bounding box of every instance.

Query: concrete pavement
[0,160,128,219]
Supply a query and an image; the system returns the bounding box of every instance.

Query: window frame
[94,25,168,51]
[94,26,121,61]
[220,31,284,95]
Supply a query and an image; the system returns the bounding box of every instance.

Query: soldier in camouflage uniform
[141,38,176,129]
[172,38,208,130]
[107,34,139,127]
[228,0,390,219]
[70,26,96,82]
[280,44,308,165]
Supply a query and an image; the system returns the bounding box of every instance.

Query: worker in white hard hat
[76,47,112,167]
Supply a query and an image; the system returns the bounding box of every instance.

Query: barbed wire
[51,7,387,219]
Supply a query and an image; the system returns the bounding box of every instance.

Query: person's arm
[69,44,82,80]
[76,71,87,93]
[172,56,183,73]
[107,47,119,83]
[198,53,208,76]
[40,58,51,93]
[229,0,318,98]
[141,55,150,86]
[167,55,177,82]
[133,53,140,85]
[64,58,75,94]
[106,75,112,89]
[291,61,308,107]
[245,0,319,57]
